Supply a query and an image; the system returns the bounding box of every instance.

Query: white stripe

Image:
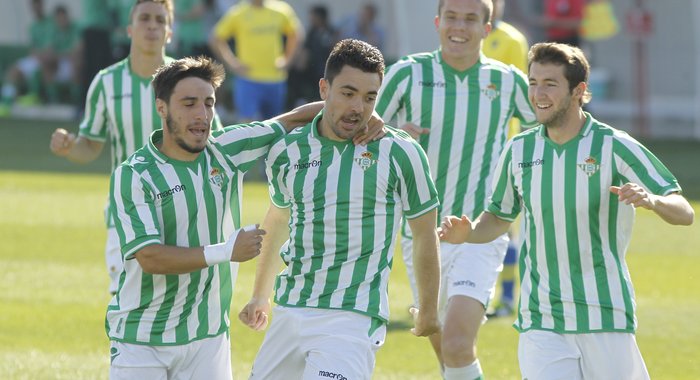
[425,61,445,185]
[121,70,135,158]
[551,150,576,330]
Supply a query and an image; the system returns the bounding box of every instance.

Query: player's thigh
[109,341,168,380]
[250,306,305,379]
[302,310,386,380]
[443,295,486,343]
[173,334,231,380]
[234,77,263,120]
[578,332,650,380]
[442,235,509,310]
[518,330,582,380]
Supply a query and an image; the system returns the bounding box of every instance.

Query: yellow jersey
[213,0,300,82]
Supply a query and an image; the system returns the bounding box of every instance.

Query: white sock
[444,359,483,380]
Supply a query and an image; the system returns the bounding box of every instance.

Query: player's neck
[441,51,479,72]
[129,49,166,79]
[545,108,586,145]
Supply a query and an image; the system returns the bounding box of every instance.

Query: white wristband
[203,225,257,266]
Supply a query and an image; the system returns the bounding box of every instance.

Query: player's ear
[156,98,168,119]
[573,82,587,100]
[319,78,329,101]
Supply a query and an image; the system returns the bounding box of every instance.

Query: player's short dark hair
[152,56,225,103]
[129,0,174,26]
[528,42,592,105]
[438,0,492,24]
[324,39,385,84]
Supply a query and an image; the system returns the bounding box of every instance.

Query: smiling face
[435,0,491,66]
[319,65,381,141]
[528,61,583,128]
[128,1,172,55]
[157,77,215,159]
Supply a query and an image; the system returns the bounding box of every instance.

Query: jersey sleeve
[510,67,538,128]
[612,132,682,196]
[393,136,439,219]
[376,61,411,122]
[486,139,521,221]
[213,120,286,173]
[78,73,110,142]
[110,165,162,260]
[266,139,292,208]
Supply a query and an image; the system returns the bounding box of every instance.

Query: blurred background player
[209,0,302,122]
[376,0,536,378]
[49,0,222,294]
[539,0,584,47]
[338,2,385,52]
[482,0,530,318]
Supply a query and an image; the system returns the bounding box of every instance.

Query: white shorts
[109,334,232,380]
[106,227,123,294]
[250,306,386,380]
[518,330,650,380]
[403,234,508,314]
[56,57,73,82]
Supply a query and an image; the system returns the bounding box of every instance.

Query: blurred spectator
[0,0,53,115]
[174,0,211,58]
[539,0,584,46]
[45,5,81,105]
[339,2,385,51]
[287,4,338,108]
[77,0,113,115]
[209,0,302,122]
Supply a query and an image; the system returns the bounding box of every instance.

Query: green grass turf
[1,171,699,379]
[1,117,699,378]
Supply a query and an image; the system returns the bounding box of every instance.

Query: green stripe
[131,76,144,153]
[113,68,127,168]
[473,70,503,217]
[376,64,411,119]
[433,67,455,218]
[520,137,542,328]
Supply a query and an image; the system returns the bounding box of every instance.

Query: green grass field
[1,119,699,379]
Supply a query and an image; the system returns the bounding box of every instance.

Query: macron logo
[293,160,323,171]
[319,371,347,380]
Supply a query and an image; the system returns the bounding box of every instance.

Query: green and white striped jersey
[79,57,223,170]
[267,114,439,322]
[376,51,536,232]
[487,114,681,334]
[106,121,284,345]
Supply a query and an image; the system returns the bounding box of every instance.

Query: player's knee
[442,334,476,363]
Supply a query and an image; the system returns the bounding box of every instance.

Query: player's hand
[229,59,250,77]
[50,128,76,157]
[353,111,386,145]
[610,183,656,210]
[409,306,440,337]
[231,224,266,262]
[238,297,271,331]
[400,122,430,140]
[274,56,290,71]
[438,215,472,244]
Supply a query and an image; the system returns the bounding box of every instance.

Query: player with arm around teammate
[238,39,441,380]
[440,42,694,380]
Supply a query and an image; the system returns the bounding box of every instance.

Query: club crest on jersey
[355,151,377,171]
[481,83,500,100]
[578,156,600,177]
[209,167,225,187]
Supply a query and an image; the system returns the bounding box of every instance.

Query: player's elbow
[134,247,166,274]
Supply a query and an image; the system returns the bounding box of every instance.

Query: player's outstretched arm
[239,204,290,331]
[610,184,694,226]
[439,212,511,244]
[407,208,440,337]
[134,225,266,274]
[49,128,104,163]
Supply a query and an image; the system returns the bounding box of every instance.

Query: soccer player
[238,39,441,379]
[49,0,222,294]
[104,55,351,379]
[375,0,536,378]
[483,0,530,318]
[439,42,694,380]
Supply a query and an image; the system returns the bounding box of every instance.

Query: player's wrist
[203,241,231,266]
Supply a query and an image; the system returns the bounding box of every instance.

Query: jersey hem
[514,325,636,335]
[108,330,228,346]
[273,302,388,325]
